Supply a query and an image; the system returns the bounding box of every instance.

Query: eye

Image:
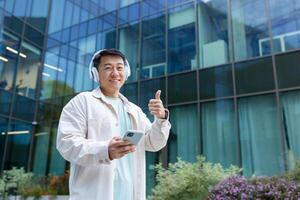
[104,66,112,71]
[117,66,124,71]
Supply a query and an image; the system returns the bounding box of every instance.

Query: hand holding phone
[123,130,144,146]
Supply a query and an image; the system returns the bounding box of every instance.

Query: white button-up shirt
[56,87,171,200]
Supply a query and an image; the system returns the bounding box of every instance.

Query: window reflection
[0,30,20,91]
[197,0,230,68]
[142,0,166,17]
[119,23,139,81]
[231,0,269,61]
[168,4,196,74]
[238,94,284,176]
[0,117,8,168]
[141,13,166,79]
[140,78,165,109]
[33,123,50,175]
[168,104,198,163]
[15,41,41,99]
[4,120,32,170]
[168,71,197,104]
[269,0,300,53]
[201,100,238,168]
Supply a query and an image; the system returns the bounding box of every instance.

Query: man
[56,49,171,200]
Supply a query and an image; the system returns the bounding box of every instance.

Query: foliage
[208,175,300,199]
[148,156,240,200]
[283,161,300,183]
[0,168,69,199]
[48,171,69,195]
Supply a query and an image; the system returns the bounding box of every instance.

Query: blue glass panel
[139,78,165,109]
[168,71,197,104]
[4,0,14,13]
[4,120,32,169]
[63,1,73,28]
[15,41,41,99]
[119,23,139,82]
[201,100,239,168]
[199,64,233,99]
[32,122,50,175]
[79,22,88,38]
[198,0,230,68]
[231,0,269,60]
[48,122,66,175]
[235,57,274,94]
[13,0,28,16]
[23,24,44,47]
[102,12,117,31]
[141,13,166,79]
[104,0,117,12]
[88,18,98,35]
[169,104,198,163]
[168,0,190,6]
[269,0,300,53]
[120,82,138,104]
[27,0,49,32]
[280,90,300,168]
[168,4,196,74]
[0,90,12,115]
[142,0,166,17]
[276,51,300,89]
[118,3,139,25]
[12,95,35,121]
[0,117,8,168]
[238,94,284,176]
[48,0,64,34]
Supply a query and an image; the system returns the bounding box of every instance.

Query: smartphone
[123,130,144,146]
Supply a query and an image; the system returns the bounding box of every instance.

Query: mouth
[109,79,121,83]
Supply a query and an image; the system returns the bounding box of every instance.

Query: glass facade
[0,0,300,196]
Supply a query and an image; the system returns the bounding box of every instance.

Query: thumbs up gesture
[148,90,166,119]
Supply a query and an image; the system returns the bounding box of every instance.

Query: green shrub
[148,156,240,200]
[283,161,300,183]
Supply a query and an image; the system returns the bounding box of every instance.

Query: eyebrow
[103,63,124,67]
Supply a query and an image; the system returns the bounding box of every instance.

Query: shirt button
[115,123,118,127]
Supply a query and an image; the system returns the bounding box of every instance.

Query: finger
[149,99,162,104]
[148,104,163,109]
[155,90,161,100]
[112,136,122,141]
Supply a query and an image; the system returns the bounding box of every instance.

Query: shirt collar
[91,87,129,105]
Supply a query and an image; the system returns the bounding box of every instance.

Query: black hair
[92,49,126,69]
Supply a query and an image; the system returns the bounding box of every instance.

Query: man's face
[97,55,126,96]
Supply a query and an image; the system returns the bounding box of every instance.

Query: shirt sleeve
[56,94,111,166]
[140,108,171,152]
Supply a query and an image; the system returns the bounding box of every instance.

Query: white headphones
[89,49,131,82]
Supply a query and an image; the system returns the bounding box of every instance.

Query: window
[238,94,284,176]
[201,99,238,168]
[141,13,166,79]
[197,0,230,68]
[168,104,199,163]
[231,0,270,61]
[235,57,274,94]
[168,4,196,74]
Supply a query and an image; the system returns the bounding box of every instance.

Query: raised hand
[148,90,166,119]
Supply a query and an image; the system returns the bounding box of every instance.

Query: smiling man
[56,49,171,200]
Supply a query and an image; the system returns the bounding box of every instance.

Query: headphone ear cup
[91,67,99,82]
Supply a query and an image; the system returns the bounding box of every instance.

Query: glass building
[0,0,300,195]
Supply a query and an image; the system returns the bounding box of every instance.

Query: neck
[100,87,119,97]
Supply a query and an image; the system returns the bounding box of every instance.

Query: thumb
[155,90,161,100]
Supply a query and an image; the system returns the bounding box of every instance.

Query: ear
[92,67,99,82]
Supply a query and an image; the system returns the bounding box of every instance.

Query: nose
[111,67,118,76]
